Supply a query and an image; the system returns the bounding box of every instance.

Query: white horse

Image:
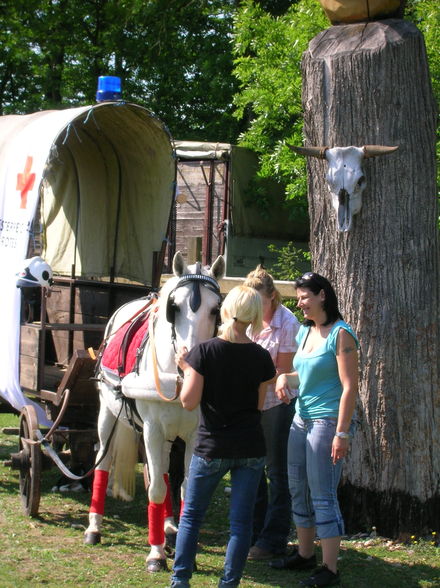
[84,252,225,571]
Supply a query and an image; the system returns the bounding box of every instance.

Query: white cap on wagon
[16,256,53,288]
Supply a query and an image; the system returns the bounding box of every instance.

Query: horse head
[159,251,225,351]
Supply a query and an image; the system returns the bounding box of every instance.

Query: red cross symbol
[16,156,36,209]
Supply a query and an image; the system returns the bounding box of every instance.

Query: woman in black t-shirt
[169,286,275,588]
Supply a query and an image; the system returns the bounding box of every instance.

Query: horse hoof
[146,558,168,573]
[84,532,101,545]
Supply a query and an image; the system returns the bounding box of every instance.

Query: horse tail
[110,422,139,501]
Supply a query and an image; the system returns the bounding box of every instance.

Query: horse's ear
[209,255,225,281]
[173,251,188,277]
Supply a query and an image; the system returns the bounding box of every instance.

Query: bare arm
[175,345,204,411]
[180,366,204,411]
[275,371,300,404]
[332,329,359,464]
[275,351,294,377]
[265,351,294,385]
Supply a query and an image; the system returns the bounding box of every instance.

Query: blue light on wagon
[96,76,122,102]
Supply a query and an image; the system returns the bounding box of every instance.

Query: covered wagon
[0,101,176,514]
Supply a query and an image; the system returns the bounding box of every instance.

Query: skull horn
[288,145,329,159]
[362,145,399,158]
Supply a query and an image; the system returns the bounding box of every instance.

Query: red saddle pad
[101,313,149,377]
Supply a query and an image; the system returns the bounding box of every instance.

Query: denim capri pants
[288,413,345,539]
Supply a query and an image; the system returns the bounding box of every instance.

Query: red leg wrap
[148,501,165,546]
[163,473,173,519]
[90,470,109,515]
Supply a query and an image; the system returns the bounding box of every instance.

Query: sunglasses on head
[294,272,327,289]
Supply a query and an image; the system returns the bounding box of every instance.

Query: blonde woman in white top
[244,266,300,560]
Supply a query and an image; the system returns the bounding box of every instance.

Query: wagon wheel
[18,405,42,517]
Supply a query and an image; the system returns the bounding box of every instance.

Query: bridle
[148,263,222,402]
[165,262,222,347]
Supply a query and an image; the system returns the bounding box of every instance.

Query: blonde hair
[243,265,282,309]
[219,285,263,342]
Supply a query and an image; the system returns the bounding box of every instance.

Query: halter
[165,264,222,346]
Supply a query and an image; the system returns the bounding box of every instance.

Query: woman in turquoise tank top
[270,272,359,588]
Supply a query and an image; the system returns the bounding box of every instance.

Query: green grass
[0,412,439,587]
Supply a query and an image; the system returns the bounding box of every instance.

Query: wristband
[335,431,350,439]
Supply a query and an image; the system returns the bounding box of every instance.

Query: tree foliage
[1,0,438,207]
[267,241,310,319]
[407,0,440,227]
[232,0,439,229]
[0,0,242,142]
[232,0,328,226]
[409,1,440,99]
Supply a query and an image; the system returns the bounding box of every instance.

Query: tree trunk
[301,19,439,537]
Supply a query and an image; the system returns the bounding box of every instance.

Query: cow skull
[289,144,399,232]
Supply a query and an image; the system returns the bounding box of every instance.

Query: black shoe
[248,545,275,560]
[269,550,317,570]
[299,565,340,587]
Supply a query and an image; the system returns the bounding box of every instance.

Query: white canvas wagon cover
[0,102,176,421]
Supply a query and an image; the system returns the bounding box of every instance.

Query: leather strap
[149,311,181,402]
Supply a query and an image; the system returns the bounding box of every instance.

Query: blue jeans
[253,401,294,553]
[170,454,265,588]
[288,414,344,539]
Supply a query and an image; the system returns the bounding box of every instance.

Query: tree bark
[301,19,439,537]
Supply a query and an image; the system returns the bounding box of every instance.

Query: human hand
[175,346,189,371]
[331,435,349,465]
[275,374,291,404]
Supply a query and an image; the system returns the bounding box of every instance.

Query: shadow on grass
[242,546,440,588]
[36,487,150,543]
[1,458,151,548]
[0,476,21,496]
[32,498,152,551]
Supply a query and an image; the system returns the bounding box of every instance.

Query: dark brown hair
[294,272,343,326]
